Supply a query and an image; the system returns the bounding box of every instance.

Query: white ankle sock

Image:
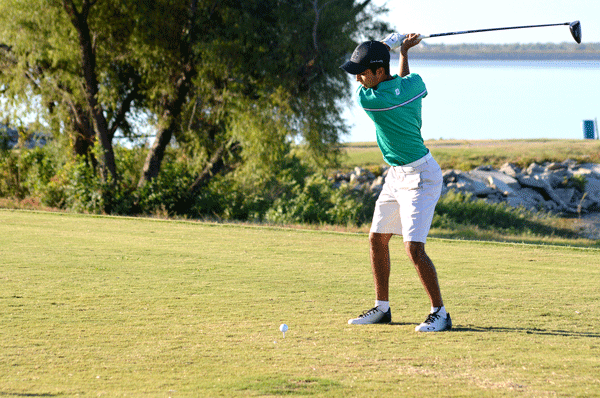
[376,300,389,312]
[432,306,447,318]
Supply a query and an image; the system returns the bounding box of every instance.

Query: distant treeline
[407,42,600,60]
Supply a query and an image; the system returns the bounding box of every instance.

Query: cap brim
[340,61,368,75]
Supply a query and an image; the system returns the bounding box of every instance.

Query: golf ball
[279,324,288,332]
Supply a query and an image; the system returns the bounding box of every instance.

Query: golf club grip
[424,22,569,39]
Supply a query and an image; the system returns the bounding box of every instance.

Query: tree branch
[138,0,201,187]
[108,71,142,140]
[63,0,117,182]
[188,141,241,196]
[62,0,79,19]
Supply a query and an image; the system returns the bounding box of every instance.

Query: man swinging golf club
[341,33,451,332]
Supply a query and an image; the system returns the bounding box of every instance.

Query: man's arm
[399,33,422,77]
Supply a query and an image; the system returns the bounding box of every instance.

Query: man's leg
[370,232,393,301]
[404,241,442,307]
[347,232,394,325]
[405,241,451,331]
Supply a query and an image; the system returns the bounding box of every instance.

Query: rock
[338,158,600,217]
[506,194,528,209]
[443,170,460,184]
[370,176,384,193]
[517,175,548,190]
[487,176,515,195]
[517,187,546,203]
[546,162,567,171]
[470,170,520,191]
[455,174,495,196]
[578,195,599,212]
[499,162,521,177]
[539,172,564,189]
[526,163,545,175]
[544,200,558,212]
[518,175,577,213]
[334,171,351,182]
[585,177,600,201]
[352,167,375,183]
[562,159,578,169]
[554,188,576,205]
[507,188,546,211]
[573,164,600,179]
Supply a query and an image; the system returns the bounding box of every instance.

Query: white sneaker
[381,33,405,50]
[415,309,452,332]
[348,306,392,325]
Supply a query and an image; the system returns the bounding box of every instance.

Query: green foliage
[265,174,369,226]
[136,160,194,216]
[0,143,64,200]
[433,190,577,238]
[16,146,60,195]
[0,149,22,197]
[1,0,390,195]
[60,160,108,214]
[0,142,585,241]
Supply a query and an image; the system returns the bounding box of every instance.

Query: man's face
[356,68,384,89]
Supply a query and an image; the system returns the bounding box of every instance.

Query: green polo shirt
[357,73,428,166]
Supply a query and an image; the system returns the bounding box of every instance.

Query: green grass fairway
[2,210,600,397]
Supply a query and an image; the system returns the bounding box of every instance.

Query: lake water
[342,59,600,142]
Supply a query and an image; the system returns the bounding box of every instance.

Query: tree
[0,0,388,212]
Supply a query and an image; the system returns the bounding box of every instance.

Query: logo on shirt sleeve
[395,88,400,96]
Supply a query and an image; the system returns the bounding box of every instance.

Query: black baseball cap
[340,40,390,75]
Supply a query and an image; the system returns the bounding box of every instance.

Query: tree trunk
[188,141,240,196]
[136,0,199,188]
[71,107,95,162]
[138,126,173,188]
[63,0,117,183]
[137,76,192,188]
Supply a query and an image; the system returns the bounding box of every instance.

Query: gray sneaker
[348,306,392,325]
[415,309,452,332]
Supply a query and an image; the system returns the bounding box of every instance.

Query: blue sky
[373,0,599,44]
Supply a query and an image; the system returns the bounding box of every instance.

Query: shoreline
[402,52,600,61]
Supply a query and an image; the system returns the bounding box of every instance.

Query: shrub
[265,175,367,226]
[0,150,22,198]
[61,160,108,214]
[136,161,194,216]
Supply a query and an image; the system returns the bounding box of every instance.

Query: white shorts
[370,152,442,243]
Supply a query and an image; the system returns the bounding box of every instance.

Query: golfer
[340,33,451,332]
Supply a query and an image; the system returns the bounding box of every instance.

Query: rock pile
[332,160,600,215]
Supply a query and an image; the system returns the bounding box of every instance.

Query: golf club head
[569,20,581,43]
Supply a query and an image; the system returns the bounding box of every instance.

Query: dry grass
[341,139,600,170]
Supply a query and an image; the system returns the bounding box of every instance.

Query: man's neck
[374,74,394,89]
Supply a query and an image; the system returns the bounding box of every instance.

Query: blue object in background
[583,119,598,139]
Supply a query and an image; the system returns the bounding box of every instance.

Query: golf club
[418,21,582,44]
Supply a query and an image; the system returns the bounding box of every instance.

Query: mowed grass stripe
[1,210,599,397]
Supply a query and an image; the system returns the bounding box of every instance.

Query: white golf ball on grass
[279,324,288,337]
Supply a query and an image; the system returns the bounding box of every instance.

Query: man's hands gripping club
[381,33,422,77]
[381,33,422,53]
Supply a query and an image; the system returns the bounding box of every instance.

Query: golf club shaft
[422,22,570,39]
